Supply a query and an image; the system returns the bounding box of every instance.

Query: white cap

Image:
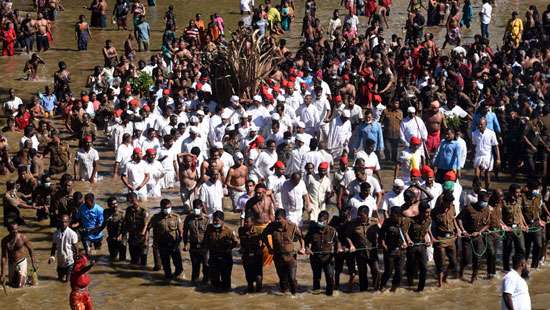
[189,116,199,123]
[295,133,306,143]
[196,110,205,116]
[213,142,223,149]
[201,84,212,93]
[253,95,263,102]
[226,124,235,131]
[393,179,405,188]
[230,95,240,103]
[342,109,351,118]
[304,91,312,96]
[233,152,244,160]
[276,95,286,102]
[189,126,199,134]
[250,125,259,132]
[407,106,416,113]
[271,113,281,121]
[241,111,250,118]
[297,121,306,129]
[221,110,232,119]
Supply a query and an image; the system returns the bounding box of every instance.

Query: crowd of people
[1,0,550,309]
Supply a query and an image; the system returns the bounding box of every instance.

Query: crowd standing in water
[0,0,549,309]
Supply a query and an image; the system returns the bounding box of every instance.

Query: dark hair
[107,196,118,205]
[275,208,287,218]
[160,199,171,208]
[192,199,203,208]
[358,205,370,216]
[512,254,525,269]
[318,210,329,221]
[212,210,224,220]
[85,193,95,202]
[509,183,521,194]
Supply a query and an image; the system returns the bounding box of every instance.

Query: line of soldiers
[91,176,548,295]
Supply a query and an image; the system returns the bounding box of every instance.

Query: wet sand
[0,0,549,309]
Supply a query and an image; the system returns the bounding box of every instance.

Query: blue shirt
[136,22,150,41]
[39,93,57,112]
[76,203,104,241]
[433,139,461,170]
[352,121,384,151]
[471,111,501,134]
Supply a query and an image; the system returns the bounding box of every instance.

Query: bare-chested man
[244,183,275,226]
[200,147,224,183]
[225,152,248,212]
[102,39,118,67]
[244,183,276,266]
[339,74,356,100]
[1,222,37,288]
[33,12,51,52]
[178,153,199,210]
[422,100,446,155]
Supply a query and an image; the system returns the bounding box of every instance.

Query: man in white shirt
[266,161,286,208]
[144,148,164,198]
[400,106,428,148]
[121,148,150,200]
[327,110,352,158]
[114,133,134,177]
[49,214,79,282]
[420,166,442,209]
[480,0,492,39]
[199,169,224,219]
[4,88,23,116]
[74,136,100,183]
[157,135,178,189]
[252,139,278,182]
[501,255,531,310]
[300,138,325,173]
[280,172,311,226]
[382,179,405,216]
[348,182,377,219]
[472,117,500,189]
[303,162,332,222]
[298,93,320,136]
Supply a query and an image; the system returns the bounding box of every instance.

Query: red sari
[2,27,16,56]
[70,256,93,310]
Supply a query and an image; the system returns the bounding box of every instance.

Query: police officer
[262,209,305,295]
[102,197,126,261]
[502,184,528,271]
[122,192,149,266]
[458,190,490,283]
[49,174,73,227]
[406,201,433,292]
[329,206,356,291]
[432,191,460,287]
[486,189,505,279]
[345,205,380,292]
[144,199,184,280]
[305,211,341,296]
[379,206,406,292]
[183,199,209,285]
[203,211,238,291]
[238,212,264,293]
[522,180,546,268]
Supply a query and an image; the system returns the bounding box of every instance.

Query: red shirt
[70,255,91,290]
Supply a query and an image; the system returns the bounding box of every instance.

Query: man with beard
[501,255,531,310]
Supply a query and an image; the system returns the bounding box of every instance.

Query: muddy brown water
[1,0,549,309]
